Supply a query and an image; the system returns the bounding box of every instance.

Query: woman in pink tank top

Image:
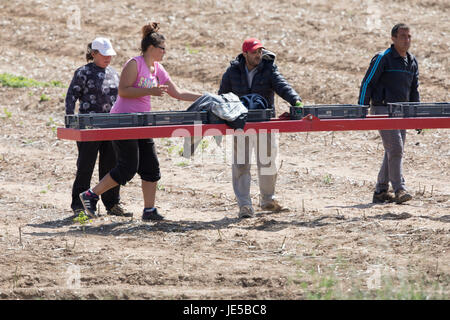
[79,23,201,221]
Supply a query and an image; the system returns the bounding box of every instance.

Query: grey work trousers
[376,129,407,193]
[232,132,278,208]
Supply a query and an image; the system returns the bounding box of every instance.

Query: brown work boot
[260,200,289,212]
[372,191,395,204]
[238,205,255,219]
[394,190,412,204]
[107,203,133,217]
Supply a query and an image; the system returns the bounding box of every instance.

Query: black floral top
[65,62,119,114]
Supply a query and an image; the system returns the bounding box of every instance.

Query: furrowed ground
[0,0,448,299]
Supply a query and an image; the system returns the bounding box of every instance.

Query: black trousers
[71,141,120,211]
[110,139,161,185]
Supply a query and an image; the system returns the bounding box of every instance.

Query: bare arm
[118,59,167,98]
[166,79,201,102]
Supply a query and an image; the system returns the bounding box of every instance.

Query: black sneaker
[107,203,133,217]
[79,190,99,217]
[142,208,164,221]
[372,190,395,204]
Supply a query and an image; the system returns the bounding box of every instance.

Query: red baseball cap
[242,38,264,53]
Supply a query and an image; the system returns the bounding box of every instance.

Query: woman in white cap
[66,37,130,218]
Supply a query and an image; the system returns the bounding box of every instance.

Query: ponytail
[86,43,94,62]
[141,22,165,54]
[85,43,99,62]
[142,22,160,38]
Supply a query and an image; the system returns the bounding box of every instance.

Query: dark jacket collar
[231,49,276,71]
[390,44,412,61]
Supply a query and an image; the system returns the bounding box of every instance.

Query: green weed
[201,138,209,150]
[73,211,92,232]
[176,161,189,167]
[2,108,12,119]
[186,44,200,54]
[157,182,166,191]
[0,73,65,88]
[22,138,34,145]
[167,144,184,156]
[292,258,448,300]
[323,174,333,185]
[39,93,50,102]
[46,117,60,134]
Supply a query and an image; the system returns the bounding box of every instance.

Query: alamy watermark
[66,5,81,30]
[168,122,280,176]
[66,264,81,289]
[366,0,382,31]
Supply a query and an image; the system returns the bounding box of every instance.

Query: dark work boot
[372,190,395,204]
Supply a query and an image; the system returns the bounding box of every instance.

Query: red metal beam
[57,115,450,141]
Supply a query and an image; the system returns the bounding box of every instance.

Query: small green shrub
[0,73,65,88]
[73,211,92,228]
[3,108,12,119]
[40,94,50,102]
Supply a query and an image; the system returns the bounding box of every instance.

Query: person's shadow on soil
[24,210,450,238]
[25,210,348,237]
[26,215,242,237]
[27,215,78,229]
[327,203,380,210]
[328,203,450,223]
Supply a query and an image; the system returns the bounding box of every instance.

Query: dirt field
[0,0,449,300]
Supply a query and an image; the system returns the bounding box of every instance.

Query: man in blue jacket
[358,23,419,204]
[219,38,302,218]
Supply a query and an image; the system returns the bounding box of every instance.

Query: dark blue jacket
[218,50,301,111]
[358,44,419,106]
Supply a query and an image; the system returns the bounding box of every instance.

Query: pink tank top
[110,55,171,113]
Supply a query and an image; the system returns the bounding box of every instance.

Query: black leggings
[71,141,120,210]
[110,139,161,185]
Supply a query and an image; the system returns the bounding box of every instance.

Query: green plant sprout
[40,94,50,102]
[0,73,65,88]
[3,108,12,119]
[73,210,92,231]
[323,174,333,185]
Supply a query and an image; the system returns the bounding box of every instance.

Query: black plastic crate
[141,111,208,126]
[65,113,145,129]
[65,111,208,129]
[208,109,273,124]
[388,102,450,117]
[290,105,369,120]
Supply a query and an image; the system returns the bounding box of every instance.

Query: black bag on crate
[239,94,269,110]
[240,93,275,119]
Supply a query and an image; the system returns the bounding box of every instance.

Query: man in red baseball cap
[219,37,303,219]
[242,38,265,74]
[242,38,264,52]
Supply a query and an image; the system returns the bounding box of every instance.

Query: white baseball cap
[91,37,116,56]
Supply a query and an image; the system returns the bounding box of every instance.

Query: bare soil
[0,0,449,300]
